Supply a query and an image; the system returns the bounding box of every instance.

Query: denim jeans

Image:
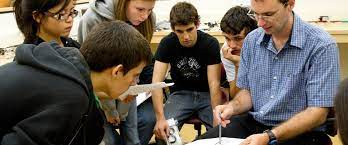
[164,90,213,130]
[137,99,156,145]
[103,100,140,145]
[103,123,123,145]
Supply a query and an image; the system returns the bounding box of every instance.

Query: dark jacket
[0,42,104,145]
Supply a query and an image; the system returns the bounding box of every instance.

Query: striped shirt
[237,13,340,126]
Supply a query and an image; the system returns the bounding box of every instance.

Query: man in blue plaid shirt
[199,0,340,145]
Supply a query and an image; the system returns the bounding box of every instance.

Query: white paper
[186,137,244,145]
[118,82,174,100]
[136,92,152,106]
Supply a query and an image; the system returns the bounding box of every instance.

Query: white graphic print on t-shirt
[176,57,201,79]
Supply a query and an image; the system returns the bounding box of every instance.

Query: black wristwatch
[264,129,278,145]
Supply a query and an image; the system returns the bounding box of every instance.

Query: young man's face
[251,0,292,35]
[222,29,246,56]
[109,62,146,99]
[173,23,198,48]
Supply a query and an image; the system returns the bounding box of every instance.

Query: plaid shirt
[237,13,340,126]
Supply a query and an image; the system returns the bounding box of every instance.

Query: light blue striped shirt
[237,13,340,126]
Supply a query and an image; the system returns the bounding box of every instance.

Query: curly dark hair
[220,6,257,36]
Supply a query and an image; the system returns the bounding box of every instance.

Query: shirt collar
[257,12,306,49]
[32,37,68,46]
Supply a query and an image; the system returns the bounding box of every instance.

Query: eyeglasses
[44,9,78,21]
[247,3,287,21]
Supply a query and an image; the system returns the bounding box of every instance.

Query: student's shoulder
[64,37,81,49]
[80,8,107,26]
[197,31,220,49]
[303,23,336,45]
[198,30,219,42]
[246,27,264,40]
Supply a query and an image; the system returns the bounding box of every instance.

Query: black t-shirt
[155,30,221,92]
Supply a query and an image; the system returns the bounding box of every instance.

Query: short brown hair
[169,2,199,29]
[80,20,152,74]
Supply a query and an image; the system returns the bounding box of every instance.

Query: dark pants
[156,90,213,145]
[137,99,156,145]
[198,113,332,145]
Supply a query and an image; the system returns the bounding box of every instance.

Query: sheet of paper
[136,92,152,106]
[186,137,244,145]
[118,82,174,100]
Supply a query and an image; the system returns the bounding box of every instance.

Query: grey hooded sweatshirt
[78,0,117,44]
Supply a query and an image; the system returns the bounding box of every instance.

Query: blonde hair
[114,0,155,42]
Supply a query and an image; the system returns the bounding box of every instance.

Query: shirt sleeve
[220,42,236,82]
[236,35,252,90]
[77,9,103,44]
[100,99,119,118]
[206,37,221,65]
[154,36,171,63]
[306,43,340,107]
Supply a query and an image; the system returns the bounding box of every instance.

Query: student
[14,0,80,48]
[335,78,348,145]
[78,0,156,144]
[0,20,152,145]
[199,0,340,145]
[12,0,91,138]
[219,6,257,98]
[78,0,155,43]
[152,2,222,141]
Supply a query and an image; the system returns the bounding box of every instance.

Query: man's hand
[154,118,170,140]
[120,95,136,103]
[240,133,269,145]
[221,45,240,65]
[213,104,234,127]
[213,114,219,127]
[105,114,121,126]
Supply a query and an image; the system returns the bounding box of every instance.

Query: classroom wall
[153,0,348,22]
[294,0,348,22]
[153,0,250,24]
